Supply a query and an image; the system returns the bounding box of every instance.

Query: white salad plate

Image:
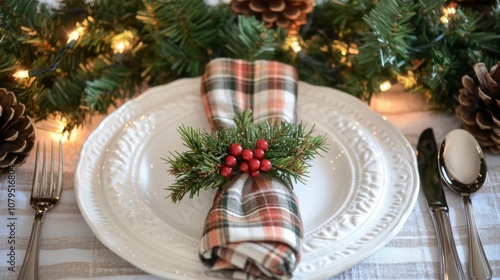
[75,77,419,279]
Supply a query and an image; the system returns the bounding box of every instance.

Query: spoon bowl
[439,129,488,195]
[439,128,492,280]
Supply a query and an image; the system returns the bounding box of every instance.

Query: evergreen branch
[137,0,218,76]
[360,0,416,73]
[221,16,278,61]
[2,0,500,132]
[2,0,39,30]
[165,110,328,203]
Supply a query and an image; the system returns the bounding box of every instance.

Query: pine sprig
[221,15,278,61]
[165,110,328,203]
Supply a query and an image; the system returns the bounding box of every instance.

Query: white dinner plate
[75,77,419,279]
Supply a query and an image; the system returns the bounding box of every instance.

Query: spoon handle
[463,196,492,280]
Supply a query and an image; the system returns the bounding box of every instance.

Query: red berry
[220,165,233,178]
[240,162,249,173]
[229,143,243,157]
[241,149,253,161]
[225,155,237,167]
[260,159,272,172]
[249,159,261,171]
[253,148,265,160]
[250,170,260,178]
[256,139,269,151]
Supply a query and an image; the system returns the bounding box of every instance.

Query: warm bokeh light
[440,5,456,24]
[379,80,392,91]
[444,6,456,16]
[288,36,302,53]
[67,27,84,44]
[113,41,129,63]
[37,118,78,143]
[115,42,125,53]
[113,41,130,54]
[111,30,134,55]
[333,40,348,56]
[13,70,29,78]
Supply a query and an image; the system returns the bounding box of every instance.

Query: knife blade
[417,128,466,280]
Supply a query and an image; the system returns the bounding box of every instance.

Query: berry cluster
[220,139,273,178]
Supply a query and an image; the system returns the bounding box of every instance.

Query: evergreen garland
[165,110,328,203]
[1,0,499,132]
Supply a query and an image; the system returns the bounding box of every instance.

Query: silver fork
[18,140,63,280]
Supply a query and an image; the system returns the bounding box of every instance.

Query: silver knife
[417,128,466,280]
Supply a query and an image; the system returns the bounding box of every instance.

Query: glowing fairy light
[113,41,130,63]
[379,80,393,91]
[440,5,456,24]
[66,27,84,48]
[288,35,302,53]
[115,42,125,54]
[13,70,30,79]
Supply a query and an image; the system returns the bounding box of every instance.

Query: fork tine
[49,141,55,197]
[56,140,63,198]
[41,141,48,197]
[32,140,63,198]
[31,141,40,198]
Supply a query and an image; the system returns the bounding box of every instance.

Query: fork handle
[18,208,47,280]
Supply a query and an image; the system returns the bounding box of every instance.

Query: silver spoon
[439,129,492,280]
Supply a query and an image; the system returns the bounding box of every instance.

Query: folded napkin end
[201,58,298,130]
[199,174,302,280]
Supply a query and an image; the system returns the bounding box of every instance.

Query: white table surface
[1,83,499,280]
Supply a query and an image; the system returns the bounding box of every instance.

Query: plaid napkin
[199,58,303,280]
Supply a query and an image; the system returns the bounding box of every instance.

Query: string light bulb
[113,41,129,63]
[67,30,80,43]
[289,36,302,53]
[13,70,30,79]
[444,6,456,17]
[115,42,125,54]
[379,80,393,91]
[36,117,77,142]
[110,31,134,64]
[14,25,85,79]
[67,27,84,48]
[440,4,457,24]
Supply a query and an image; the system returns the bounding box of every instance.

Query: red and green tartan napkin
[199,58,303,280]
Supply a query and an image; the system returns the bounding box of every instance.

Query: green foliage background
[1,0,499,131]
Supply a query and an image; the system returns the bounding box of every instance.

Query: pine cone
[456,62,500,154]
[0,88,36,172]
[230,0,314,34]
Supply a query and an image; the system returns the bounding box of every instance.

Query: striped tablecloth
[1,86,499,280]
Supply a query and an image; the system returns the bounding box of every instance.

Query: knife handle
[433,208,466,280]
